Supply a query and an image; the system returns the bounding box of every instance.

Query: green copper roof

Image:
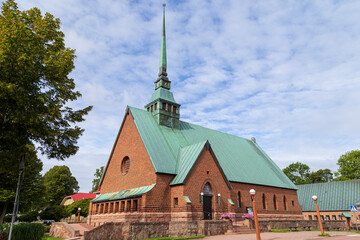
[92,184,155,203]
[297,180,360,211]
[184,196,191,203]
[159,4,167,71]
[342,212,352,218]
[149,88,177,104]
[170,141,208,185]
[228,199,235,205]
[129,106,296,189]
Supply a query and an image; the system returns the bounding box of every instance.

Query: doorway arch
[202,182,213,220]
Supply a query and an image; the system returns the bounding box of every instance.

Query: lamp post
[250,189,261,240]
[312,195,324,234]
[77,207,81,222]
[200,192,204,204]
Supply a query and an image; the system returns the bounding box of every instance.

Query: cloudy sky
[12,0,360,192]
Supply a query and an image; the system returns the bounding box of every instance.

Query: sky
[10,0,360,192]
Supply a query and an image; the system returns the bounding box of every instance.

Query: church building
[87,5,303,227]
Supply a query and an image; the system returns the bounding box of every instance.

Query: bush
[17,210,39,222]
[40,205,68,222]
[44,225,51,233]
[0,223,10,240]
[12,223,44,240]
[66,198,92,217]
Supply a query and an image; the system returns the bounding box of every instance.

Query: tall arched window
[262,193,266,209]
[237,191,241,208]
[283,196,287,210]
[273,195,277,210]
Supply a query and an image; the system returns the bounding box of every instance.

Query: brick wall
[183,146,232,220]
[101,111,156,194]
[230,182,303,220]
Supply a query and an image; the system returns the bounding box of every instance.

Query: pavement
[205,231,360,240]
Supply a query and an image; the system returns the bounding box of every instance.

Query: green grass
[318,233,330,237]
[42,236,64,240]
[143,236,205,240]
[270,229,291,232]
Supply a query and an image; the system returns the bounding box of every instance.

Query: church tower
[145,4,180,129]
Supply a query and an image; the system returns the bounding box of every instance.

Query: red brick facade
[88,111,303,227]
[101,112,156,193]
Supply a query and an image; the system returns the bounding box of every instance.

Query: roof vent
[251,137,256,143]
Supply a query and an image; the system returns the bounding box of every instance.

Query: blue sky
[12,0,360,192]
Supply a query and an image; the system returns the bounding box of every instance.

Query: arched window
[262,193,266,209]
[121,157,130,175]
[273,195,277,210]
[202,182,213,195]
[237,191,241,208]
[283,196,287,210]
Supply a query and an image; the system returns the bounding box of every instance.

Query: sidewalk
[205,231,360,240]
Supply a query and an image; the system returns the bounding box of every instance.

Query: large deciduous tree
[0,0,91,221]
[0,144,44,223]
[335,150,360,181]
[91,166,104,192]
[43,166,79,206]
[283,162,311,185]
[0,0,92,158]
[308,169,333,183]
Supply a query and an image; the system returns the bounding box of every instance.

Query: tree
[335,150,360,181]
[40,205,68,222]
[283,162,311,185]
[91,166,104,192]
[307,169,333,183]
[43,166,79,206]
[0,0,92,160]
[0,144,44,223]
[66,198,92,217]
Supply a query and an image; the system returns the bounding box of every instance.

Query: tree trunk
[0,202,8,224]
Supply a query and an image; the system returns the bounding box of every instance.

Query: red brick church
[87,6,302,227]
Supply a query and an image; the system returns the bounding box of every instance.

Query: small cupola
[145,4,180,129]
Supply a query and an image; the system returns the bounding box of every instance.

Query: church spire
[155,3,170,90]
[145,4,180,129]
[159,3,167,76]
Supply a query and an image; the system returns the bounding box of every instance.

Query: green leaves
[43,165,79,206]
[335,150,360,180]
[282,162,334,185]
[91,166,104,193]
[0,0,92,160]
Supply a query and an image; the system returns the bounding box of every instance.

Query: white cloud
[8,0,360,191]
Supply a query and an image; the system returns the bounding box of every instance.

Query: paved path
[205,231,360,240]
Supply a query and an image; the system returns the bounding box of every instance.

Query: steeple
[145,4,180,129]
[155,3,170,90]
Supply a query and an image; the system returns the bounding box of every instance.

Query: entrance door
[203,196,212,220]
[202,182,213,220]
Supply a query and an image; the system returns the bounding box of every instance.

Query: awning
[92,184,155,203]
[228,199,235,205]
[184,196,191,203]
[342,212,352,218]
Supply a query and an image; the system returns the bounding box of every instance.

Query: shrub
[0,223,10,240]
[11,223,44,240]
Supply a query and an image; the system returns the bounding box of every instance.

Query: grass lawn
[143,236,205,240]
[42,236,64,240]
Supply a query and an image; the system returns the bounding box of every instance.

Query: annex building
[87,6,303,227]
[298,180,360,228]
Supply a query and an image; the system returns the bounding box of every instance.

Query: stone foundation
[84,220,230,240]
[258,220,348,231]
[50,222,80,239]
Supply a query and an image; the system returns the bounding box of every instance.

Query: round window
[121,157,130,175]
